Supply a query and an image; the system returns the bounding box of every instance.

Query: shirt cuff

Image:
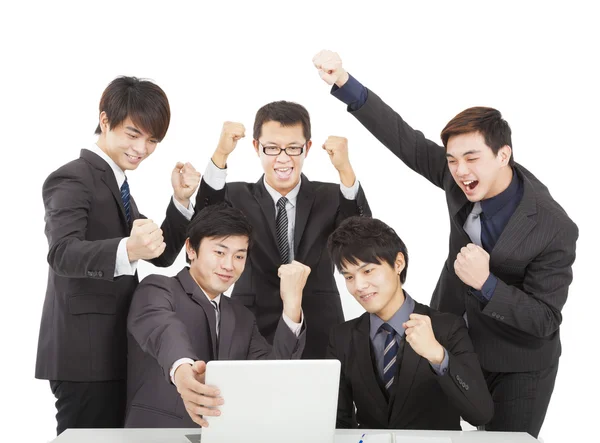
[204,159,228,190]
[169,358,195,386]
[430,347,449,376]
[114,237,138,277]
[340,178,359,200]
[471,273,498,303]
[282,310,304,337]
[172,196,194,220]
[331,74,368,111]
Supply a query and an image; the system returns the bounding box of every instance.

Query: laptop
[199,359,341,443]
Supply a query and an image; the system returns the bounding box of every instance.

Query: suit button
[500,316,505,320]
[86,271,93,277]
[492,311,497,316]
[204,197,209,206]
[465,384,469,390]
[97,271,104,278]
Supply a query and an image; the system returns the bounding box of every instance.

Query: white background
[0,1,597,441]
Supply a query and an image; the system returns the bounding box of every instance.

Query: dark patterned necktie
[120,179,132,224]
[380,323,399,391]
[276,197,290,264]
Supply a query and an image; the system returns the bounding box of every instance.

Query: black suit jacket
[194,174,370,358]
[327,301,493,430]
[35,149,189,382]
[348,89,579,372]
[125,268,306,428]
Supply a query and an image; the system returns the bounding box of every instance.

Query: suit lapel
[252,177,279,252]
[353,314,388,412]
[293,174,316,257]
[81,149,129,227]
[217,297,235,359]
[490,168,537,267]
[177,268,218,359]
[389,303,426,422]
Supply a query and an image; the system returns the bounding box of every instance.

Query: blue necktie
[120,179,132,224]
[380,323,399,391]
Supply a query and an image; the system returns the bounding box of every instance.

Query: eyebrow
[340,263,370,275]
[446,149,481,158]
[262,141,305,147]
[215,243,247,253]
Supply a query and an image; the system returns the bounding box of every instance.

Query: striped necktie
[211,300,220,355]
[380,323,399,391]
[276,197,290,264]
[120,179,132,224]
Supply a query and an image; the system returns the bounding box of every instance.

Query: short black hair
[187,203,253,264]
[328,216,409,284]
[94,76,170,141]
[253,100,311,141]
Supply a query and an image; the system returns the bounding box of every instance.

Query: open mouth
[215,273,233,282]
[125,153,143,163]
[274,167,293,180]
[462,180,479,192]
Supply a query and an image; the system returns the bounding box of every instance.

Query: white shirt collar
[263,176,302,207]
[87,143,127,189]
[203,291,221,307]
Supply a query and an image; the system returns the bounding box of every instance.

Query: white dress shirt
[86,144,194,277]
[203,160,360,261]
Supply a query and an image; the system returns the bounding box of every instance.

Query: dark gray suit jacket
[328,301,493,430]
[125,267,306,428]
[195,174,370,359]
[347,89,579,372]
[35,149,189,382]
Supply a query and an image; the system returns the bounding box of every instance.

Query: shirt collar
[87,143,127,189]
[480,168,521,218]
[263,176,302,208]
[369,291,415,339]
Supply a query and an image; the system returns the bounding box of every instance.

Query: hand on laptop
[174,360,224,427]
[278,260,311,323]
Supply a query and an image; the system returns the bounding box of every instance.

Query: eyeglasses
[259,142,305,156]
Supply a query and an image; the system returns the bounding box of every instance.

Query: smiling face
[340,254,406,322]
[96,112,159,171]
[446,131,513,202]
[186,235,248,299]
[253,121,312,196]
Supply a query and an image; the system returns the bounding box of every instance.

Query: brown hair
[94,76,170,142]
[253,101,311,141]
[441,107,514,166]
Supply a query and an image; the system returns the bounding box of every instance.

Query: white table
[50,428,538,442]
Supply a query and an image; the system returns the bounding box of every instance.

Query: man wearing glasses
[194,101,370,358]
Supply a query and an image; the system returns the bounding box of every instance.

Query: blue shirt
[369,292,449,377]
[332,76,524,303]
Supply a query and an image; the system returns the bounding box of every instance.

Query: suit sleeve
[335,183,371,228]
[247,316,306,359]
[482,222,578,337]
[434,316,494,426]
[146,198,190,268]
[326,328,357,429]
[43,166,121,280]
[193,178,228,215]
[349,89,449,190]
[127,276,199,383]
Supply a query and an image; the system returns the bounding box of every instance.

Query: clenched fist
[403,314,445,365]
[454,243,490,291]
[126,218,166,262]
[323,136,355,187]
[312,50,349,87]
[212,122,246,168]
[278,260,311,322]
[172,162,201,208]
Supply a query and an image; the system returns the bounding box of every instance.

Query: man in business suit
[35,76,201,434]
[125,204,308,428]
[326,216,493,430]
[313,50,579,437]
[194,101,371,359]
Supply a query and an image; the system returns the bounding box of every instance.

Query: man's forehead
[260,121,305,142]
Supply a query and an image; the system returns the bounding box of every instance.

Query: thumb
[173,162,185,172]
[192,360,206,374]
[318,69,336,85]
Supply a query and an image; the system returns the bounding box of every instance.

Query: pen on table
[358,433,366,443]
